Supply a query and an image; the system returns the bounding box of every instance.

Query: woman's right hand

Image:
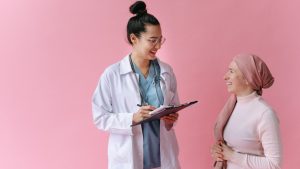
[211,141,224,162]
[132,105,156,124]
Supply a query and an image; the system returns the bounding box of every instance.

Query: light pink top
[224,92,282,169]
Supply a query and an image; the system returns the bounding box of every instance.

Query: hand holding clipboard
[131,100,198,126]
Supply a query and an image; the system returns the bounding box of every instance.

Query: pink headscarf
[213,54,274,169]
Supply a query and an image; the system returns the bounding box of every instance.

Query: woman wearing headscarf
[211,54,282,169]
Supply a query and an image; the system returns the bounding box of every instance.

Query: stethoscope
[129,54,163,106]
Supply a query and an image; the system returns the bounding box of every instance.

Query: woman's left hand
[162,112,179,130]
[162,112,179,123]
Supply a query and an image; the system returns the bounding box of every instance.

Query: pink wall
[1,0,299,168]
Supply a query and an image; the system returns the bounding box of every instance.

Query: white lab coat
[92,55,181,169]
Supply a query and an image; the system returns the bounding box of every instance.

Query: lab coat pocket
[109,128,133,135]
[108,134,132,164]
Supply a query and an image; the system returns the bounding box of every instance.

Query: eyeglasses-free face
[224,61,253,96]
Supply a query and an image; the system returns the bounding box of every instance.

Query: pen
[137,103,149,107]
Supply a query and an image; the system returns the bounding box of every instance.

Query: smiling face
[224,61,254,96]
[130,24,164,60]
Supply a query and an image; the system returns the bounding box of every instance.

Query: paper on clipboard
[131,100,198,126]
[149,105,173,115]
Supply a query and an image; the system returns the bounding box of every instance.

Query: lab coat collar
[157,59,169,75]
[119,55,133,75]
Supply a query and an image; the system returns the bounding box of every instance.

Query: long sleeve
[165,68,180,130]
[92,69,133,135]
[169,68,180,106]
[230,109,282,169]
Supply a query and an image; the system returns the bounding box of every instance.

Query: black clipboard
[131,100,198,126]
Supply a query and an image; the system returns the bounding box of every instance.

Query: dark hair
[127,1,160,44]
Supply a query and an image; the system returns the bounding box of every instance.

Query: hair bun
[129,1,147,15]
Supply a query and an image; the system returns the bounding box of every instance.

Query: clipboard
[131,100,198,126]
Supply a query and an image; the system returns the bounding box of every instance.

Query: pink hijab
[213,54,274,169]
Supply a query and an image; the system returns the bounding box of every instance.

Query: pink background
[1,0,299,168]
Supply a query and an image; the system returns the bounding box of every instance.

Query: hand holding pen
[132,104,156,125]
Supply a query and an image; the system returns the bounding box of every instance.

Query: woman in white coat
[92,1,180,169]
